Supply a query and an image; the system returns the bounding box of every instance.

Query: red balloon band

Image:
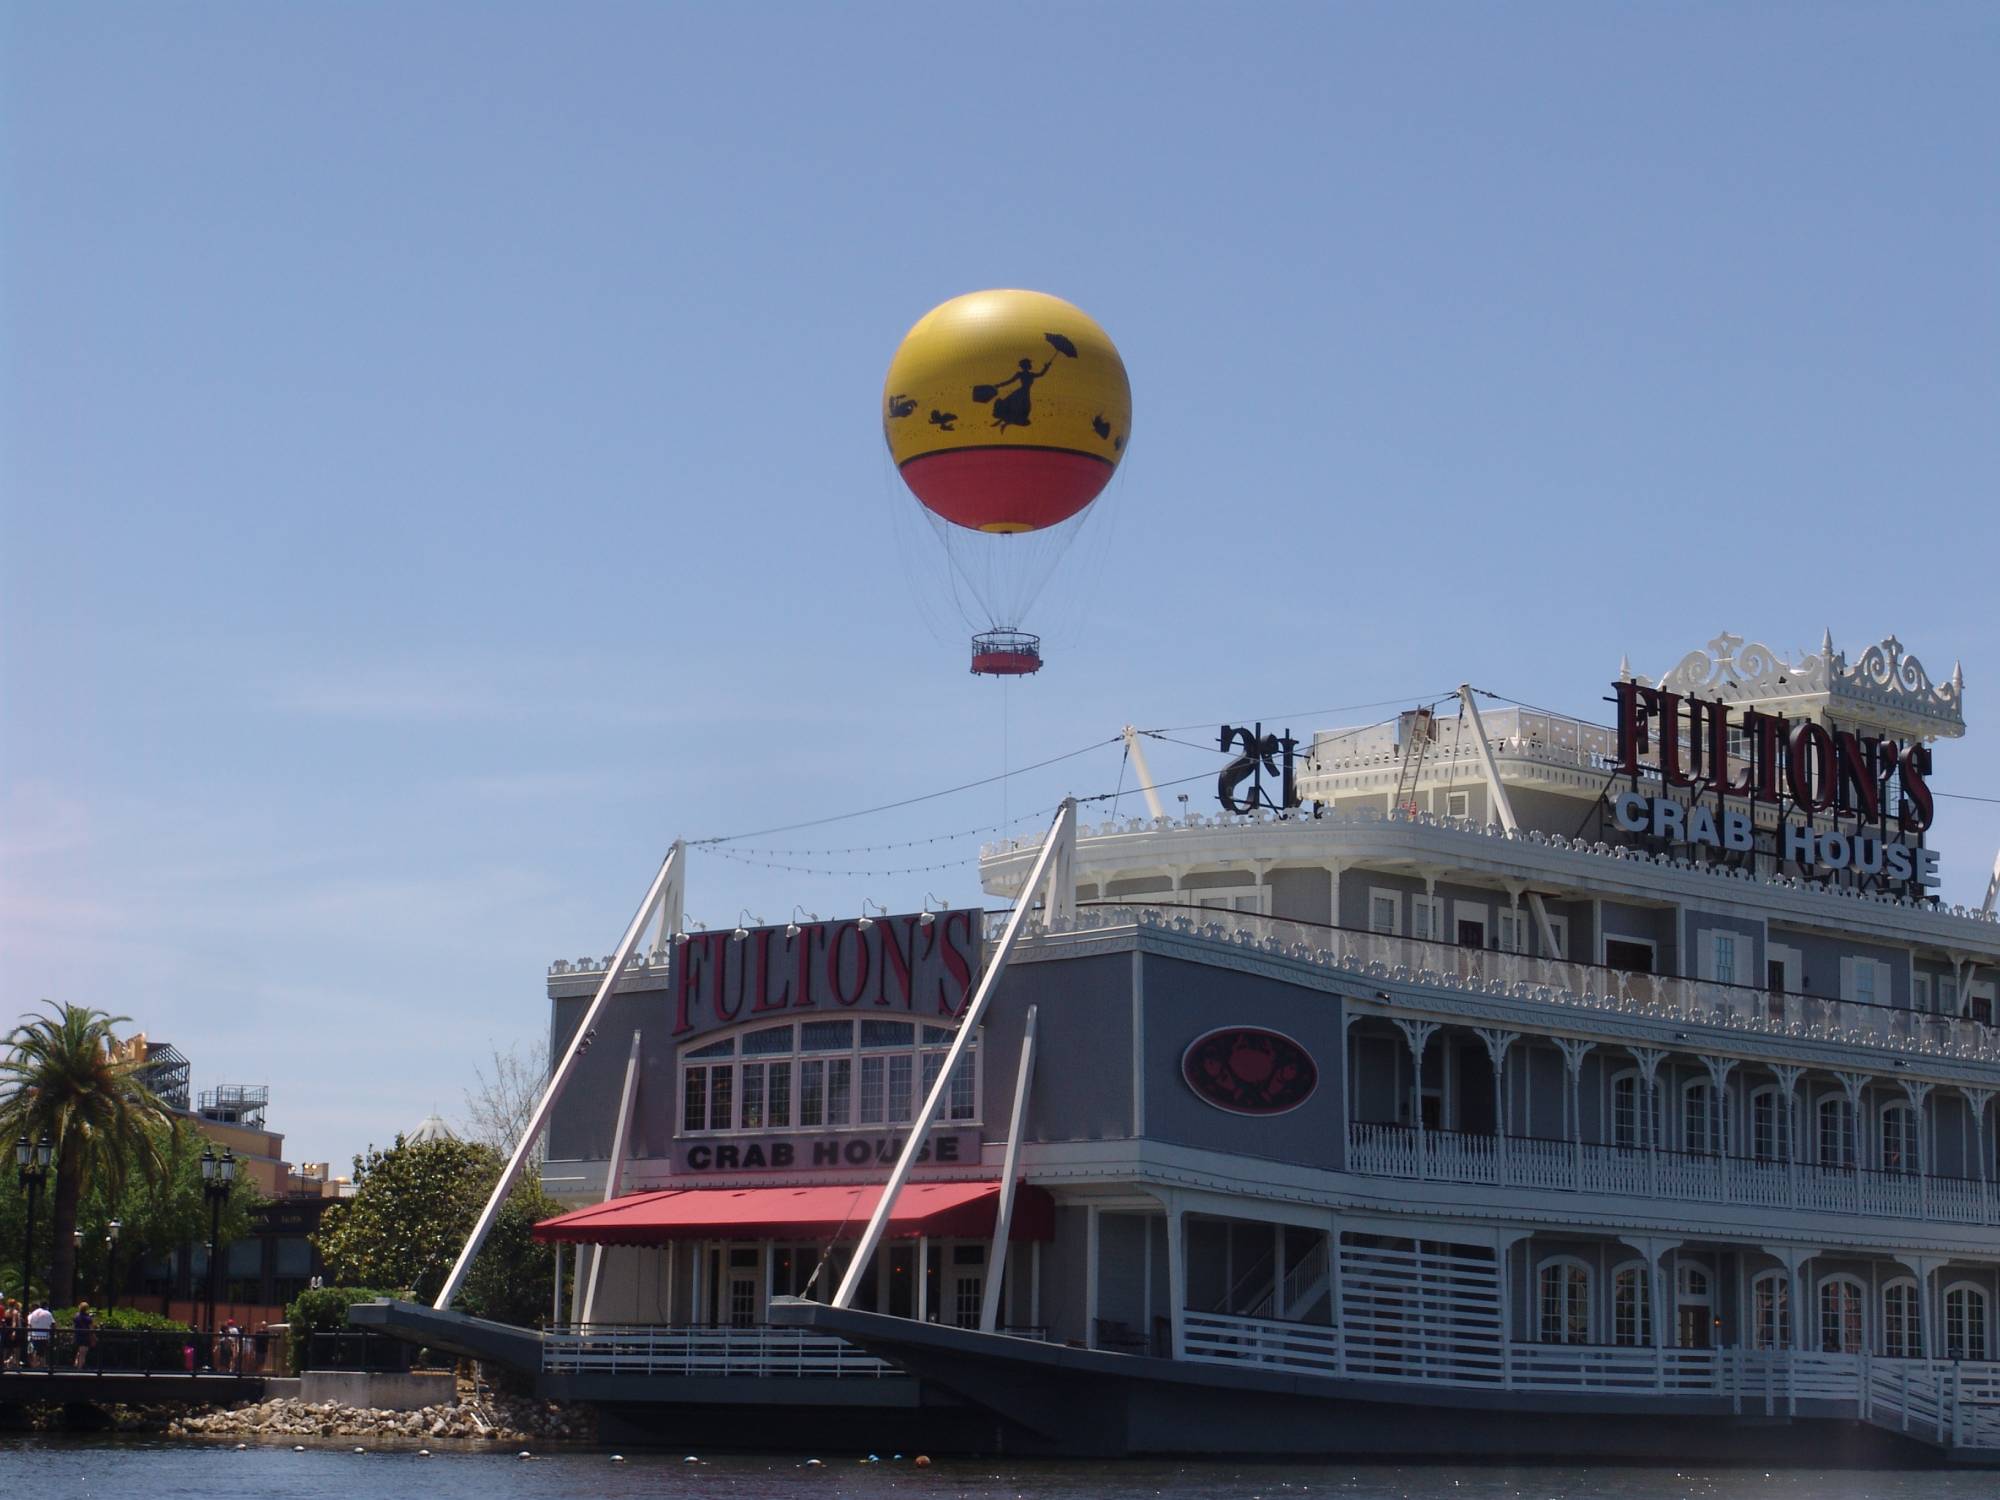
[899,446,1113,534]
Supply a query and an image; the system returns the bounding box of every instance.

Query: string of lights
[703,844,976,879]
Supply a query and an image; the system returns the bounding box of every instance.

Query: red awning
[533,1181,1053,1247]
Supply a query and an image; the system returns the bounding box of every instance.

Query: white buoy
[418,1449,431,1457]
[611,1455,626,1462]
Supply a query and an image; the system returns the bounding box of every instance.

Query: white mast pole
[832,800,1075,1310]
[1121,726,1168,821]
[1458,685,1563,958]
[979,1004,1039,1333]
[580,1029,644,1326]
[434,840,684,1311]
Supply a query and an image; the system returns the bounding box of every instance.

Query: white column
[1271,1222,1287,1320]
[1164,1198,1187,1359]
[1475,1028,1518,1185]
[1085,1206,1100,1348]
[552,1241,565,1328]
[916,1235,929,1324]
[1966,1088,1994,1228]
[1394,1019,1440,1179]
[1554,1038,1596,1188]
[1772,1064,1804,1208]
[1631,1046,1666,1198]
[1903,1081,1935,1221]
[1703,1055,1739,1202]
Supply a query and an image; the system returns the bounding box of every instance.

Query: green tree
[313,1136,557,1324]
[0,1003,176,1305]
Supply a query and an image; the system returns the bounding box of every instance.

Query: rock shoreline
[166,1394,593,1445]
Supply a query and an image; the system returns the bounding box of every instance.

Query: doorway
[1605,938,1656,975]
[1676,1261,1713,1349]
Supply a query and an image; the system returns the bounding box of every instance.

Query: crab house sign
[1610,681,1941,890]
[668,909,982,1040]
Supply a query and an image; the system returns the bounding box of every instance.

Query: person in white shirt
[25,1303,54,1369]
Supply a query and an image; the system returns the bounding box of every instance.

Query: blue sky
[4,5,1995,1165]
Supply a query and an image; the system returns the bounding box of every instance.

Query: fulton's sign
[1611,681,1940,888]
[668,909,982,1039]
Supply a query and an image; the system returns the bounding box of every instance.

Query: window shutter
[1735,941,1754,988]
[1839,956,1855,1002]
[1697,932,1715,982]
[1875,960,1894,1007]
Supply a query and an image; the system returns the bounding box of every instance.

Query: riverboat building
[373,630,2000,1462]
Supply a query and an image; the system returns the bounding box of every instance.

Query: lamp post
[15,1134,53,1305]
[200,1146,236,1366]
[105,1220,122,1312]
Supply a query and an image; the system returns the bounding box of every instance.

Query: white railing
[541,1324,896,1378]
[1179,1309,2000,1449]
[1347,1122,2000,1225]
[1078,905,2000,1062]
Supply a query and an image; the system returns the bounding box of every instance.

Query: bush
[284,1285,398,1374]
[50,1305,190,1333]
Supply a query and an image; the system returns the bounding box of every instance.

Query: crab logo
[1181,1027,1318,1116]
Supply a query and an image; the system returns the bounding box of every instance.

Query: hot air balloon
[883,289,1132,675]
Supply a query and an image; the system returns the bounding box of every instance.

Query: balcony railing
[541,1323,896,1378]
[1348,1122,1998,1224]
[1180,1308,2000,1449]
[1054,904,2000,1063]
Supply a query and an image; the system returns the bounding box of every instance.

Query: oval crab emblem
[1181,1027,1318,1116]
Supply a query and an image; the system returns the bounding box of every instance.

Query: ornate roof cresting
[1626,631,1964,740]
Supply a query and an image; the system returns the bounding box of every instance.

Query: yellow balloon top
[882,289,1132,470]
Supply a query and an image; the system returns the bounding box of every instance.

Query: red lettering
[716,931,745,1022]
[1657,692,1692,788]
[1899,744,1935,831]
[1787,723,1837,813]
[750,926,790,1013]
[1834,731,1879,821]
[1727,710,1762,796]
[1693,697,1730,785]
[792,924,824,1009]
[1614,681,1658,776]
[936,909,976,1016]
[827,921,871,1006]
[673,934,704,1036]
[876,915,916,1009]
[1753,713,1787,804]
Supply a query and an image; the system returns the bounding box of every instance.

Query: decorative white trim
[1635,630,1964,740]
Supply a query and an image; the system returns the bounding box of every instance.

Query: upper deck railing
[1035,904,2000,1065]
[979,806,1999,933]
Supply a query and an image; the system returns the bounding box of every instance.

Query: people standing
[1,1300,20,1371]
[71,1302,96,1368]
[25,1301,54,1369]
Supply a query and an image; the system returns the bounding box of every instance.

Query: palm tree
[0,1003,174,1306]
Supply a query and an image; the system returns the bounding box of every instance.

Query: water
[2,1439,1989,1500]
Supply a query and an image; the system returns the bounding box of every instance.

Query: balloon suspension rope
[1001,676,1011,829]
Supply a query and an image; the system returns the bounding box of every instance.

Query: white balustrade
[1180,1307,2000,1450]
[542,1324,896,1378]
[1346,1121,2000,1225]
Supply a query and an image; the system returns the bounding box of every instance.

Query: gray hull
[766,1298,1964,1465]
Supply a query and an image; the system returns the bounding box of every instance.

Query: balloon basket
[970,630,1042,677]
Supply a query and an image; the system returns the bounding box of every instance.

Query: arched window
[1750,1270,1790,1351]
[1945,1283,1990,1363]
[1880,1104,1920,1176]
[1683,1080,1719,1155]
[1612,1262,1651,1347]
[1610,1072,1642,1149]
[680,1018,979,1136]
[1881,1279,1923,1359]
[1817,1094,1854,1168]
[1537,1257,1592,1345]
[1818,1276,1865,1354]
[1749,1085,1788,1162]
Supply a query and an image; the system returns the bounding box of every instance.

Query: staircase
[1391,708,1435,816]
